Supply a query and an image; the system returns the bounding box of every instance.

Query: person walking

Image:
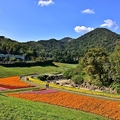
[46,81,49,89]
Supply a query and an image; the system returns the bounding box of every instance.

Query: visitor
[46,81,49,89]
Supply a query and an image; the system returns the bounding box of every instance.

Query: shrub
[38,75,48,81]
[63,68,74,79]
[71,75,84,85]
[91,79,102,86]
[110,82,120,93]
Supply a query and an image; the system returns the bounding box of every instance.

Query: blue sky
[0,0,120,42]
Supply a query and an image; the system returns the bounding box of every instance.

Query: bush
[38,75,48,81]
[110,82,120,93]
[91,79,102,86]
[63,68,74,79]
[71,75,84,85]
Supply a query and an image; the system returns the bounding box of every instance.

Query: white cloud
[38,0,54,6]
[74,26,94,33]
[81,9,95,14]
[100,19,119,30]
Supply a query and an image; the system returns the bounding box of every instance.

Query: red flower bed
[0,76,33,89]
[7,91,120,120]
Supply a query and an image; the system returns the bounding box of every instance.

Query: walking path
[20,76,120,101]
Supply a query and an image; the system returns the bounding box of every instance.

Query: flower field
[8,90,120,120]
[28,76,120,99]
[0,76,33,89]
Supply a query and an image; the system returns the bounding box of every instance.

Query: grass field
[0,62,76,78]
[0,62,111,120]
[0,94,109,120]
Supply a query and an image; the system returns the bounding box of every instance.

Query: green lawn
[0,62,77,78]
[0,94,109,120]
[0,62,110,120]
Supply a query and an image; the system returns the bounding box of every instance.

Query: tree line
[0,28,120,63]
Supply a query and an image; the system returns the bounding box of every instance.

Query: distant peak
[60,37,73,42]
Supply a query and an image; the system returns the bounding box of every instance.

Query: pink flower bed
[0,87,8,91]
[23,89,58,94]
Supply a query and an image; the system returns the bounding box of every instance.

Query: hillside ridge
[0,28,120,63]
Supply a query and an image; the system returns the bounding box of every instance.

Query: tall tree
[79,48,109,86]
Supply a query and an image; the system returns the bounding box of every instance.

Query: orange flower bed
[0,76,33,89]
[7,91,120,120]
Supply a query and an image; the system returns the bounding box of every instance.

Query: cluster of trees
[63,46,120,93]
[26,28,120,63]
[0,36,37,62]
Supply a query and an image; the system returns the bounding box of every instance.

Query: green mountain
[73,28,120,53]
[0,28,120,63]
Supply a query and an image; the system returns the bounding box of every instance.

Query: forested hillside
[0,28,120,63]
[0,36,36,61]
